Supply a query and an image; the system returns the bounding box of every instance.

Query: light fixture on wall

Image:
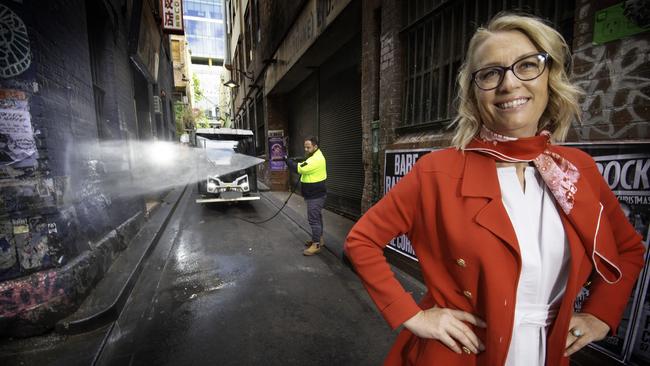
[224,79,238,88]
[223,67,254,88]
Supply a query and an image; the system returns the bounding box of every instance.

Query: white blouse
[497,167,570,366]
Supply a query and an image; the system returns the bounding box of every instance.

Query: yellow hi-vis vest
[297,149,327,183]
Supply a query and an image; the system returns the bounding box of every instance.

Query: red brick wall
[360,0,381,212]
[360,0,405,212]
[263,94,289,190]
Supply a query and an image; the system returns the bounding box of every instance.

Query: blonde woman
[345,12,645,366]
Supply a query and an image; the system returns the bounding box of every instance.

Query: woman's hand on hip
[402,306,487,354]
[564,312,610,357]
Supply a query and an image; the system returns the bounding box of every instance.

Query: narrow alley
[1,184,425,365]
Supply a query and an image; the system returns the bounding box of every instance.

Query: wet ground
[1,185,397,365]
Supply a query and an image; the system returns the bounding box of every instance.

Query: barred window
[401,0,574,129]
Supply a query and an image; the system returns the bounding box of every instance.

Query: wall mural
[0,4,31,79]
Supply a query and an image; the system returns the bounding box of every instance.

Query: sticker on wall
[0,4,32,78]
[15,216,49,270]
[12,217,27,234]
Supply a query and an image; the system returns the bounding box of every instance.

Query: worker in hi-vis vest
[285,136,327,256]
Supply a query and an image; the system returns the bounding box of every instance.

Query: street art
[0,269,65,319]
[0,4,32,78]
[573,37,650,139]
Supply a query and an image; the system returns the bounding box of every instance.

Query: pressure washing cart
[192,128,264,203]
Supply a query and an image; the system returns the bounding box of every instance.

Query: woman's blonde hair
[451,12,582,149]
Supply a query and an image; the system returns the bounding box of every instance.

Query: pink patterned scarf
[465,126,580,214]
[465,126,627,285]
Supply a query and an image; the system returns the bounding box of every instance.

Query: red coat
[344,146,645,366]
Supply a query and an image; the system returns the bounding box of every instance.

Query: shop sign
[161,0,184,34]
[383,148,434,260]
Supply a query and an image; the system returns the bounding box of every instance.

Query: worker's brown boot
[303,242,322,256]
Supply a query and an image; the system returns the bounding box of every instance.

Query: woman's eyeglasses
[471,52,550,91]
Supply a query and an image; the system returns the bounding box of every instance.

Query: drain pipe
[371,119,380,203]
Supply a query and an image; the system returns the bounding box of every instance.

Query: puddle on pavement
[171,278,235,302]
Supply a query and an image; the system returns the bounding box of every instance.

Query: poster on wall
[268,130,286,171]
[383,148,434,260]
[567,142,650,364]
[0,90,36,167]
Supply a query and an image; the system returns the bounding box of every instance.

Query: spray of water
[71,140,265,200]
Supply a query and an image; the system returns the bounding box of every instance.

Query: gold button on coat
[463,290,473,299]
[456,258,466,267]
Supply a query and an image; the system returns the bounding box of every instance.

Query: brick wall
[360,0,380,213]
[262,94,289,190]
[359,0,405,212]
[0,0,174,336]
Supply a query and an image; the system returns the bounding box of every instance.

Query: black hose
[236,176,300,224]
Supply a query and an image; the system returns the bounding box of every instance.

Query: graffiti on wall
[0,4,32,79]
[0,269,66,319]
[573,37,650,139]
[0,215,62,279]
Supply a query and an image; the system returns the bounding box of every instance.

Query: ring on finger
[570,328,583,338]
[461,346,472,354]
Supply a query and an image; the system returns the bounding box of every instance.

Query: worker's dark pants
[305,195,326,243]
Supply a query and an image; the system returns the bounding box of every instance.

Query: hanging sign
[161,0,184,35]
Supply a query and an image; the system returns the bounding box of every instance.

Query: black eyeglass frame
[470,52,550,91]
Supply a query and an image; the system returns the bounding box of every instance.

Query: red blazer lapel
[561,168,623,284]
[541,146,622,284]
[461,152,521,257]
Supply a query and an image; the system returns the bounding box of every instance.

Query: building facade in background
[183,0,228,126]
[226,0,363,218]
[226,0,649,363]
[170,34,195,134]
[0,0,176,336]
